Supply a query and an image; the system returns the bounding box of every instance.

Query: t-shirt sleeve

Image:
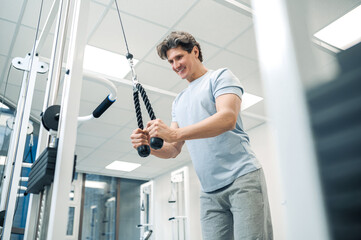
[171,99,177,122]
[213,68,244,99]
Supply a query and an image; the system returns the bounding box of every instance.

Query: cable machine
[0,0,163,238]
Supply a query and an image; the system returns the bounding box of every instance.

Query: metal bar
[35,0,61,53]
[46,0,89,238]
[46,0,71,107]
[24,0,72,238]
[0,65,29,211]
[1,54,41,240]
[251,0,330,239]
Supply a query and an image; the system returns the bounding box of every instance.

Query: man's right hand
[130,128,150,149]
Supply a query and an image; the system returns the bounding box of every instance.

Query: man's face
[166,46,199,81]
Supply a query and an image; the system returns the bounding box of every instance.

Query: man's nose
[173,60,180,69]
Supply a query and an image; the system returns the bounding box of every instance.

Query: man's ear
[193,46,199,58]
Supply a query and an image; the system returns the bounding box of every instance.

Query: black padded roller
[93,95,115,118]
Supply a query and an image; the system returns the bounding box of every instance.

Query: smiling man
[130,31,273,240]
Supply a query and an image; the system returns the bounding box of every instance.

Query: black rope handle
[113,0,162,157]
[133,83,164,157]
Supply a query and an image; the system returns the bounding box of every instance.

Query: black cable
[114,0,130,55]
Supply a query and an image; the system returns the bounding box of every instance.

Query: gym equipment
[25,72,117,196]
[168,167,190,240]
[114,0,163,157]
[138,181,154,239]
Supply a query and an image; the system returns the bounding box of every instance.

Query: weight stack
[307,42,361,240]
[26,147,57,194]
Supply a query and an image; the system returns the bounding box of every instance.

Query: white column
[251,0,330,239]
[46,0,89,239]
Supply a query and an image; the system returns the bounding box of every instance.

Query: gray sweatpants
[200,169,273,240]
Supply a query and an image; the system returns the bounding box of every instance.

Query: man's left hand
[146,119,178,143]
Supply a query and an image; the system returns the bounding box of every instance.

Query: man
[131,31,273,240]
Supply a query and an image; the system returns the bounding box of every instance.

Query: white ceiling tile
[134,62,180,91]
[11,26,37,58]
[88,9,168,59]
[0,55,7,81]
[150,95,175,126]
[80,79,110,103]
[92,0,112,6]
[86,149,123,164]
[308,0,361,33]
[0,0,24,22]
[96,106,134,126]
[76,164,104,174]
[87,2,107,38]
[226,26,258,61]
[116,152,151,166]
[112,84,136,111]
[6,70,23,89]
[0,20,16,55]
[21,0,55,31]
[75,145,94,161]
[2,84,21,106]
[111,0,198,28]
[240,70,263,96]
[97,138,133,154]
[206,51,258,80]
[77,119,120,138]
[78,100,96,117]
[111,126,134,140]
[199,40,222,60]
[243,101,266,117]
[175,0,252,46]
[76,132,107,148]
[241,115,265,131]
[240,0,252,6]
[37,33,57,59]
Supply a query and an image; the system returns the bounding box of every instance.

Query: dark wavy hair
[156,31,203,62]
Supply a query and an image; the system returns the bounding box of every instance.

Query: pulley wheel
[41,105,60,131]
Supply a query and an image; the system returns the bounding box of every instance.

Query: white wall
[153,163,202,240]
[152,122,285,240]
[247,122,286,240]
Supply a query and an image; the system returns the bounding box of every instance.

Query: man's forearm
[176,110,236,142]
[151,141,183,159]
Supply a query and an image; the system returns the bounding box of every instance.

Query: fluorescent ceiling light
[83,45,138,78]
[224,0,253,14]
[314,5,361,50]
[85,180,107,189]
[106,160,141,172]
[0,156,6,165]
[242,92,263,111]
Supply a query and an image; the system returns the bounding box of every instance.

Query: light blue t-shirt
[172,68,261,192]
